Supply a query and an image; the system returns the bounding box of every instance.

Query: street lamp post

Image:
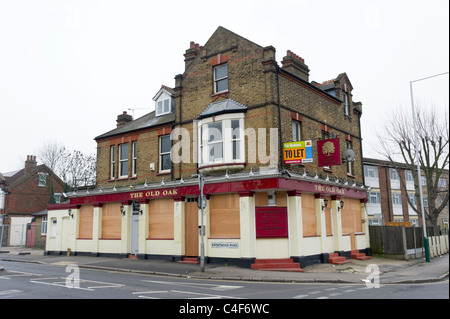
[409,71,449,263]
[195,173,206,272]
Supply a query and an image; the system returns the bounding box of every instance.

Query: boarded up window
[78,205,93,239]
[102,202,122,239]
[148,198,174,239]
[302,193,317,237]
[341,198,362,234]
[210,193,240,238]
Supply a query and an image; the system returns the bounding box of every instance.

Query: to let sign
[255,207,288,238]
[283,140,313,164]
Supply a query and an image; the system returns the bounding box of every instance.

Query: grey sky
[0,0,448,172]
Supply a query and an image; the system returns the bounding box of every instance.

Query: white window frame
[159,135,171,173]
[156,98,171,116]
[438,177,447,188]
[214,64,228,93]
[41,216,48,236]
[346,141,353,175]
[368,191,381,204]
[110,145,116,179]
[392,192,402,205]
[343,92,349,115]
[292,121,301,142]
[54,193,62,204]
[154,90,173,117]
[132,141,137,177]
[38,172,47,187]
[421,176,427,186]
[405,170,414,182]
[119,143,129,178]
[407,193,417,207]
[231,119,242,161]
[390,168,399,180]
[197,113,245,167]
[364,165,379,178]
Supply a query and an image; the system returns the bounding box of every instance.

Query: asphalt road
[1,259,448,302]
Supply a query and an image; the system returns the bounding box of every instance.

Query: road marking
[0,289,22,296]
[133,288,242,299]
[50,261,78,267]
[30,277,124,291]
[142,279,243,291]
[0,270,41,279]
[133,290,169,294]
[170,290,237,299]
[293,294,309,299]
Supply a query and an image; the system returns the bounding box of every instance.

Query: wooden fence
[369,226,449,260]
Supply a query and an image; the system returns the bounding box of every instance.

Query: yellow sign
[283,140,313,164]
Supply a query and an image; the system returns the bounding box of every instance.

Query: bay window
[198,113,245,166]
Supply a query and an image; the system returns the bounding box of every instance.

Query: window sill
[210,90,229,101]
[210,90,229,97]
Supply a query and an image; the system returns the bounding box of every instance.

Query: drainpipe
[277,65,284,172]
[354,108,365,186]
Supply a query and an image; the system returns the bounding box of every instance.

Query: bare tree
[38,141,96,189]
[378,106,449,227]
[38,140,66,173]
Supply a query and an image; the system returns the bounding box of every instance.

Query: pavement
[0,247,448,284]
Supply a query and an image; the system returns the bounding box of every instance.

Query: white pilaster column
[138,200,149,255]
[120,201,131,255]
[287,191,303,257]
[239,191,255,258]
[331,196,343,252]
[361,200,370,248]
[315,195,327,253]
[173,196,185,257]
[92,204,103,254]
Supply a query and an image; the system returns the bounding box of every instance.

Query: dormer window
[157,99,171,116]
[153,86,175,117]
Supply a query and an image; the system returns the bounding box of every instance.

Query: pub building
[46,27,370,269]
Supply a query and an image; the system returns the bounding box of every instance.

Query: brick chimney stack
[116,111,133,127]
[25,155,37,173]
[281,50,310,82]
[184,41,203,70]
